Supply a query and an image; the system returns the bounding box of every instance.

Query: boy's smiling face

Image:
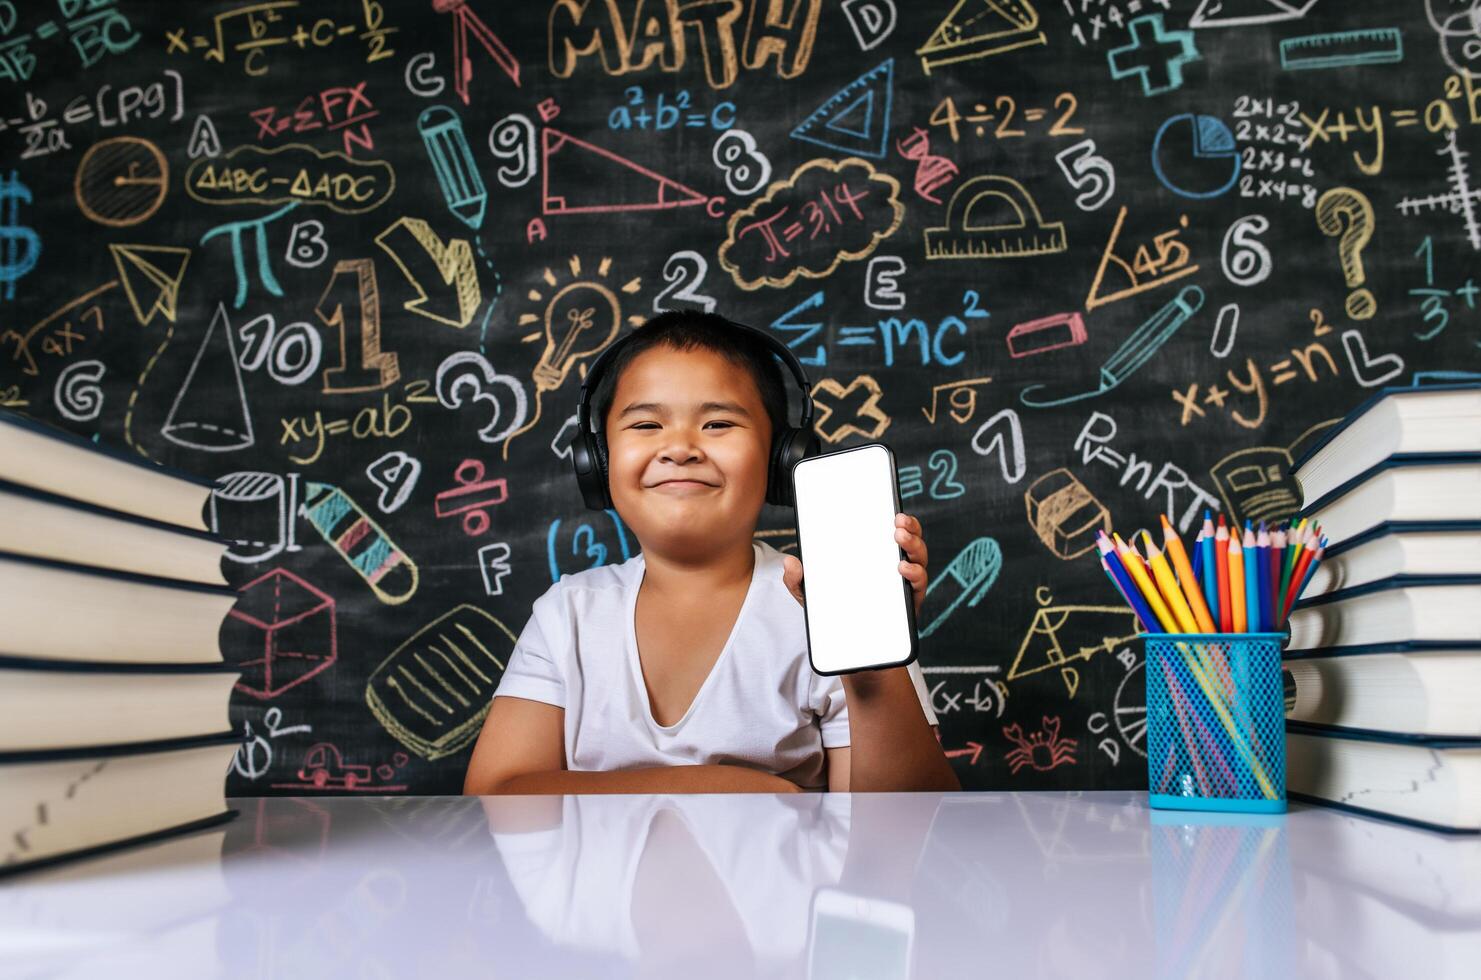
[604,343,774,558]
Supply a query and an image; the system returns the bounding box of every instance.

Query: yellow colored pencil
[1143,531,1200,633]
[1161,515,1216,633]
[1227,529,1247,633]
[1114,533,1178,632]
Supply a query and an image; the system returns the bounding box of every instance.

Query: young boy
[463,311,960,794]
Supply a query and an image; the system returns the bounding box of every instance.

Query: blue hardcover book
[1285,721,1480,833]
[0,478,229,585]
[1288,576,1481,651]
[1302,522,1481,599]
[0,550,238,665]
[1298,457,1481,548]
[0,408,214,531]
[1283,643,1481,738]
[0,731,244,878]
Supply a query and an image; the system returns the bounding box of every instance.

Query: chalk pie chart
[1151,113,1241,199]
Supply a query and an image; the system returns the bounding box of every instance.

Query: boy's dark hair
[591,310,790,441]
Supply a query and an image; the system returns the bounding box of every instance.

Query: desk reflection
[1,792,1478,980]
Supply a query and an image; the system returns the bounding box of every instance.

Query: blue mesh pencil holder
[1145,633,1286,814]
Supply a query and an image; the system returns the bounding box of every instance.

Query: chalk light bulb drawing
[501,254,642,459]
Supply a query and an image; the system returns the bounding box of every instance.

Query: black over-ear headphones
[570,316,820,511]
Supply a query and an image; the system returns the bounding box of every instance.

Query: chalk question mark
[1315,187,1377,321]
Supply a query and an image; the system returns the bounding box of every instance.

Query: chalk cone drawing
[162,303,255,452]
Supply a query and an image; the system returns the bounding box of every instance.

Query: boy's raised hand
[781,513,929,617]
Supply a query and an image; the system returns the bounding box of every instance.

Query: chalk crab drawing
[1002,716,1078,773]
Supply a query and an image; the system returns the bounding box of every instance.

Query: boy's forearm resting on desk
[843,666,962,792]
[477,764,801,796]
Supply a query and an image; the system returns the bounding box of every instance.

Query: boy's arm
[841,667,961,792]
[492,765,803,795]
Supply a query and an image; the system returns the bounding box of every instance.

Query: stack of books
[0,409,243,877]
[1282,383,1481,832]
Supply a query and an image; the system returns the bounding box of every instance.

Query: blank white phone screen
[792,444,913,674]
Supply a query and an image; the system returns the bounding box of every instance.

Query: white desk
[3,791,1478,979]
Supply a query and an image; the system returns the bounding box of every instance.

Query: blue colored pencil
[1097,534,1162,633]
[1243,524,1261,633]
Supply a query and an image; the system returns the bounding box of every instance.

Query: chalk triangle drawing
[162,303,254,452]
[1189,0,1317,29]
[791,59,894,159]
[541,128,709,215]
[916,0,1046,75]
[109,244,191,325]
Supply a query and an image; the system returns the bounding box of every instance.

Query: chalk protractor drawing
[924,175,1067,259]
[916,0,1047,75]
[791,59,895,159]
[541,128,709,215]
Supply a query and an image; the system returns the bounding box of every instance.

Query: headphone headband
[576,316,814,438]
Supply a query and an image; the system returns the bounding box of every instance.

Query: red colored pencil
[1283,541,1322,620]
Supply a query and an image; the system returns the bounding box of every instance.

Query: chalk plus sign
[1108,14,1201,97]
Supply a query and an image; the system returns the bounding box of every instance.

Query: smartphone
[790,442,918,675]
[806,887,915,980]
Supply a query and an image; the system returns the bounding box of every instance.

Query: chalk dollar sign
[0,170,40,302]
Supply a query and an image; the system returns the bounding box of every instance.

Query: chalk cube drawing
[225,568,338,699]
[366,604,515,760]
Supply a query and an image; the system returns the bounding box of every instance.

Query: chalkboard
[2,0,1478,794]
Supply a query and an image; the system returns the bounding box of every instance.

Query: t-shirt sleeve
[812,658,939,749]
[491,587,567,708]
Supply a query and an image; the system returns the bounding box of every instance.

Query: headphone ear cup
[572,431,613,511]
[767,427,820,507]
[594,432,613,510]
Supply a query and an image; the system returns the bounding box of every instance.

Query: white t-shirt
[491,539,938,791]
[490,792,851,964]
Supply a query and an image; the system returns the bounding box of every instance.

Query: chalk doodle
[1152,112,1241,199]
[719,156,904,290]
[1021,286,1204,408]
[791,59,894,159]
[109,244,190,325]
[53,358,104,422]
[226,567,338,699]
[366,603,515,759]
[185,143,395,213]
[74,136,167,226]
[418,105,485,228]
[162,303,256,452]
[1107,14,1199,97]
[916,0,1046,75]
[1003,716,1078,772]
[1007,595,1140,699]
[811,374,892,443]
[923,174,1066,260]
[300,481,419,605]
[1084,207,1199,311]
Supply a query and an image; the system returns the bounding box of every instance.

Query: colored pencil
[1291,541,1326,614]
[1269,528,1286,628]
[1097,534,1161,633]
[1283,540,1325,620]
[1162,515,1216,633]
[1192,525,1205,583]
[1228,526,1247,633]
[1215,518,1233,633]
[1115,533,1178,632]
[1256,523,1272,632]
[1244,524,1261,633]
[1200,512,1218,627]
[1144,531,1200,633]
